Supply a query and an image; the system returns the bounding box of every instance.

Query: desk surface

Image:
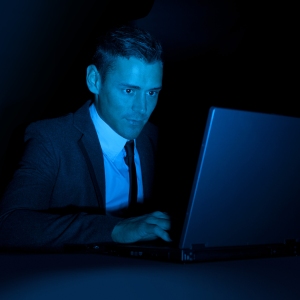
[1,253,299,300]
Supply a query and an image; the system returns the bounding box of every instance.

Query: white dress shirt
[89,103,144,216]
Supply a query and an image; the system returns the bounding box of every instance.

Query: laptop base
[65,240,300,263]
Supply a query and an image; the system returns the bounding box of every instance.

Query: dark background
[0,0,298,201]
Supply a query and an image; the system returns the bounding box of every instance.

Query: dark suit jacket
[0,101,159,250]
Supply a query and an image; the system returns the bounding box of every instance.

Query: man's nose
[132,93,147,114]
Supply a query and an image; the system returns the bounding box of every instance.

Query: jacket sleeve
[0,123,121,251]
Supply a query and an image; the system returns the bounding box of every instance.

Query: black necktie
[124,140,138,209]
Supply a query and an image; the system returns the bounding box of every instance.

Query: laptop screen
[180,107,300,249]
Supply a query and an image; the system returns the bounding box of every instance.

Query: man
[0,26,171,251]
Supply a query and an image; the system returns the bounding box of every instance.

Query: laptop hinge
[284,239,299,245]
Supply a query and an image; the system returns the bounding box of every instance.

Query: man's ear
[86,65,101,94]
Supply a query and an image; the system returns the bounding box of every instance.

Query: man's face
[94,57,163,140]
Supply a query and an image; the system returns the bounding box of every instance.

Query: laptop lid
[180,107,300,249]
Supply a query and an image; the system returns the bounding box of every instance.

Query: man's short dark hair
[92,26,163,81]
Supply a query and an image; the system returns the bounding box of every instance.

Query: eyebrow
[118,83,162,90]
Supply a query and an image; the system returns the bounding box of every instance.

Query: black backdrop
[0,0,298,200]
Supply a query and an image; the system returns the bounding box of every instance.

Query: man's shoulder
[137,122,158,145]
[25,101,91,139]
[136,122,159,153]
[140,122,158,141]
[28,113,72,129]
[25,113,74,142]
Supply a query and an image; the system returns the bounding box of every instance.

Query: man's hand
[111,211,172,243]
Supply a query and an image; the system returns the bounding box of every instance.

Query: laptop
[65,107,300,262]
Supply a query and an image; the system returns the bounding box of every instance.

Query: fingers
[151,224,172,242]
[151,211,169,219]
[144,214,171,231]
[111,211,172,243]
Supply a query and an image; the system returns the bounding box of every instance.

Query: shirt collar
[89,103,129,161]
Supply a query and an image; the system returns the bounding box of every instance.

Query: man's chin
[119,119,147,139]
[121,126,144,140]
[123,131,142,140]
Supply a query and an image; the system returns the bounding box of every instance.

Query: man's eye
[148,91,157,96]
[125,89,133,94]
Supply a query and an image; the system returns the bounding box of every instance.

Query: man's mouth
[126,119,145,126]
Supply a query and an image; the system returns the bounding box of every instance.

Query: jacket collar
[73,100,106,212]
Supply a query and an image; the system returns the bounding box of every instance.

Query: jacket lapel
[136,128,156,203]
[73,101,106,213]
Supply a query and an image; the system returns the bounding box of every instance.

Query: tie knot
[124,140,135,166]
